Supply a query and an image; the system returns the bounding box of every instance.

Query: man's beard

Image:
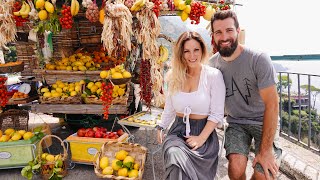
[215,38,238,57]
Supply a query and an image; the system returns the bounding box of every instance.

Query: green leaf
[123,162,133,169]
[32,164,41,170]
[27,172,33,180]
[116,160,123,167]
[176,11,182,16]
[55,160,63,168]
[85,88,92,95]
[185,0,192,5]
[33,126,43,133]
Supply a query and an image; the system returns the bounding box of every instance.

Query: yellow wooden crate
[66,133,128,164]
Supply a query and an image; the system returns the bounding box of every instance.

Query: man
[209,10,282,180]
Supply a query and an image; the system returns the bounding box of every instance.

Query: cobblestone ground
[0,114,291,180]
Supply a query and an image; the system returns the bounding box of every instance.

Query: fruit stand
[0,0,235,178]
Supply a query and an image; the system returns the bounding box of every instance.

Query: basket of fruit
[0,109,29,131]
[111,83,130,105]
[39,80,83,104]
[94,142,147,179]
[39,135,68,179]
[0,61,24,73]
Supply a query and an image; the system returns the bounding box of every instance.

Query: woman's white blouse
[158,65,226,134]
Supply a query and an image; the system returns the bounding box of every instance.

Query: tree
[277,75,292,92]
[300,85,320,109]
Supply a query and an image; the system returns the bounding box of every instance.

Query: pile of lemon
[40,80,84,98]
[99,150,140,178]
[0,128,34,142]
[45,53,100,71]
[100,64,132,79]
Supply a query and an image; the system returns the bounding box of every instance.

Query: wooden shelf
[30,104,129,114]
[7,96,39,105]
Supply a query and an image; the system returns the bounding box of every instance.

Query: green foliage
[277,75,292,91]
[3,45,17,63]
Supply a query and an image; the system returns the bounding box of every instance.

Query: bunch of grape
[101,82,113,120]
[60,5,73,29]
[0,76,8,107]
[189,2,206,24]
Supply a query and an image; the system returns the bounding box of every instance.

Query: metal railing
[278,71,320,153]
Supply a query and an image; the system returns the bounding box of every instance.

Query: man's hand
[252,150,279,180]
[185,135,206,151]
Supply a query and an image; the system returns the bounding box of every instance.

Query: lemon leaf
[116,160,123,167]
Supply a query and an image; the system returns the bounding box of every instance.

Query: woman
[156,31,226,180]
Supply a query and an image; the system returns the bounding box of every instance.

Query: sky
[235,0,320,56]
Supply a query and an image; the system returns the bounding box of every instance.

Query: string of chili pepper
[140,59,152,110]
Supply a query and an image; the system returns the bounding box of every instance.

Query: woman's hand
[185,135,206,151]
[157,129,165,144]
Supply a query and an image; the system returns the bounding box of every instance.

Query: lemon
[119,84,126,88]
[99,157,109,170]
[0,130,2,137]
[112,92,119,98]
[178,1,186,10]
[52,92,61,98]
[41,88,49,93]
[46,154,55,162]
[133,163,140,170]
[128,169,139,178]
[75,85,81,92]
[122,71,131,78]
[66,66,73,71]
[69,83,75,87]
[63,86,69,92]
[95,81,102,88]
[36,0,45,9]
[11,133,22,141]
[118,168,128,177]
[68,86,75,92]
[58,83,65,89]
[90,85,98,93]
[72,66,78,71]
[184,5,191,14]
[0,135,10,142]
[43,92,52,97]
[41,153,48,160]
[18,130,26,136]
[5,128,15,136]
[96,88,102,95]
[52,84,58,89]
[79,65,87,71]
[100,71,110,79]
[70,91,77,96]
[87,82,94,89]
[110,68,116,74]
[55,87,63,93]
[111,159,122,171]
[38,10,48,21]
[112,72,123,79]
[123,156,135,165]
[23,132,34,140]
[45,1,54,13]
[102,166,113,175]
[115,150,128,160]
[79,80,86,85]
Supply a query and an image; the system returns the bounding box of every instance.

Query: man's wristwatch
[155,125,164,131]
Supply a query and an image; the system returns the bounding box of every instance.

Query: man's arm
[252,84,279,179]
[259,84,279,153]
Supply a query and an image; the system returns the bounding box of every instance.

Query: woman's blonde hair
[166,31,208,95]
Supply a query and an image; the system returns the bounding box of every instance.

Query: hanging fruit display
[85,0,99,22]
[101,82,113,120]
[12,1,29,27]
[0,76,8,107]
[189,1,206,24]
[152,0,161,17]
[71,0,80,16]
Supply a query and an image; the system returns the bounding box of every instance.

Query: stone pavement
[2,112,318,179]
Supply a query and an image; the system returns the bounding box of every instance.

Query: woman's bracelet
[155,125,164,131]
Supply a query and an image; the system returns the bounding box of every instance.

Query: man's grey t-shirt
[209,47,277,125]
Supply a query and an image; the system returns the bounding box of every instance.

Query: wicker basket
[38,135,68,179]
[39,95,82,104]
[110,78,132,85]
[94,142,147,180]
[0,109,29,131]
[0,61,24,73]
[80,35,101,44]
